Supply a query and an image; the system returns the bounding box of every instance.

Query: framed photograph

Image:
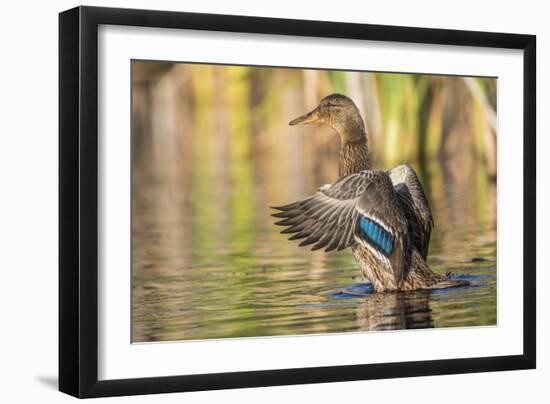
[59,6,536,398]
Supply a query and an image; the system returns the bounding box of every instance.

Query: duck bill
[289,107,321,126]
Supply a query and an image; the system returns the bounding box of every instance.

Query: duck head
[289,94,366,143]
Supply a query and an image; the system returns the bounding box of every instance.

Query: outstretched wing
[272,170,409,285]
[388,165,434,260]
[272,172,369,252]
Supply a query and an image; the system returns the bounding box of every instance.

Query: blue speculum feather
[359,216,393,255]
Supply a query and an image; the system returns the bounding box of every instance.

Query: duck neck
[339,137,371,178]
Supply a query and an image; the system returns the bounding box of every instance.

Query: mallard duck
[273,94,468,292]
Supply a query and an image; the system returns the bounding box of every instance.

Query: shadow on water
[314,273,496,332]
[329,285,435,331]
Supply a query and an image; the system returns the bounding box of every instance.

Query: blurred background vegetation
[131,61,497,342]
[132,61,497,180]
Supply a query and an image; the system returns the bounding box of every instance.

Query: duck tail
[407,250,470,290]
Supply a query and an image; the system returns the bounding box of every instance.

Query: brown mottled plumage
[274,94,468,292]
[339,140,371,177]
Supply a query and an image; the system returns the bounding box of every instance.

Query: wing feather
[272,170,410,283]
[352,173,409,284]
[388,165,434,260]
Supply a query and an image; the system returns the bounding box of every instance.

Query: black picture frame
[59,5,536,398]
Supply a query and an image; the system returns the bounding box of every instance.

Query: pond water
[132,159,496,342]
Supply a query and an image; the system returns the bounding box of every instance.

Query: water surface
[132,159,496,342]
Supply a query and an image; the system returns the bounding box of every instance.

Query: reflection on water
[131,62,497,342]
